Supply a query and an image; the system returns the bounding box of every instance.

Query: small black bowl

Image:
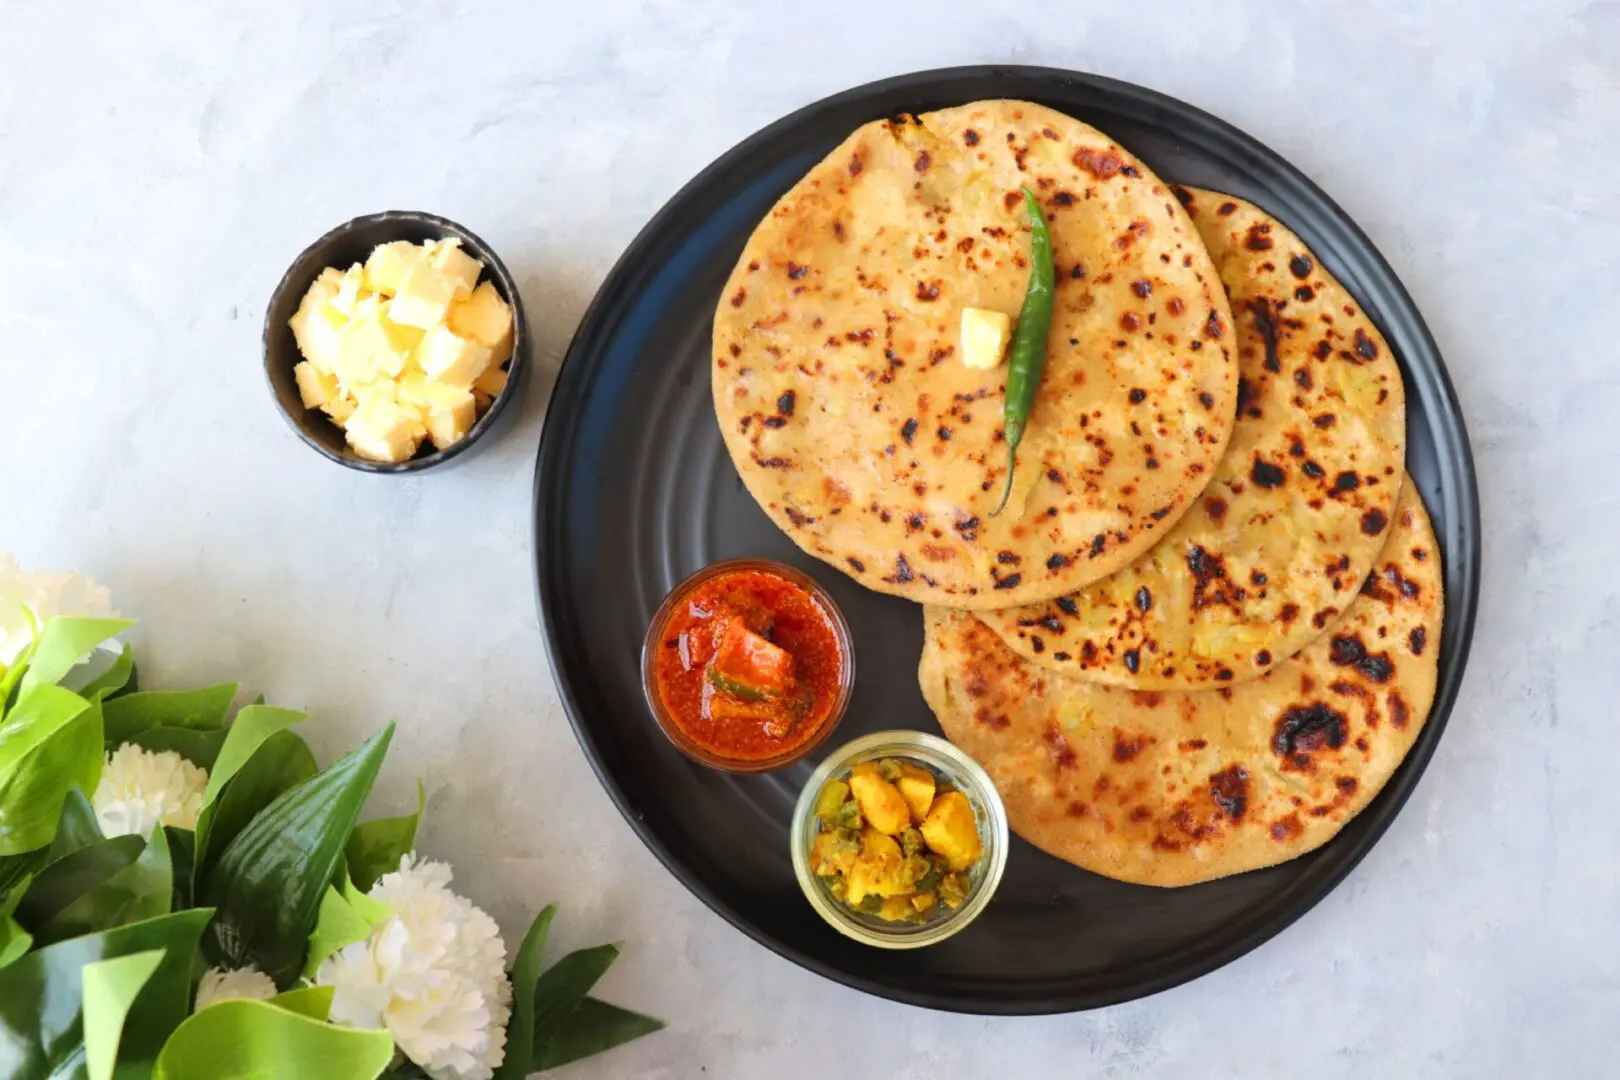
[264,210,529,474]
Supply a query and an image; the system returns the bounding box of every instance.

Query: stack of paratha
[713,100,1442,885]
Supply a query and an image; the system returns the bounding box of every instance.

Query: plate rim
[532,63,1482,1015]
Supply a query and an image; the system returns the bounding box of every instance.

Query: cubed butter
[422,383,477,449]
[472,362,509,401]
[448,281,513,349]
[334,306,419,389]
[290,237,505,457]
[344,395,421,464]
[415,324,493,388]
[321,396,357,424]
[427,238,483,297]
[960,307,1013,370]
[291,299,348,376]
[363,241,428,296]
[387,264,460,329]
[293,361,339,408]
[394,369,433,409]
[330,263,368,316]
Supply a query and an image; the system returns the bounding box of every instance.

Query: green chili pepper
[704,669,771,701]
[990,185,1056,517]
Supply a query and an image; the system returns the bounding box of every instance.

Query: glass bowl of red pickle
[640,559,854,772]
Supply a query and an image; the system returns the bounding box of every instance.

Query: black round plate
[533,66,1479,1014]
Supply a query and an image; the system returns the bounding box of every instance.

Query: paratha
[713,101,1238,609]
[920,479,1441,886]
[980,188,1406,686]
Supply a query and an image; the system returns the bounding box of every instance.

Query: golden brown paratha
[713,101,1238,609]
[980,189,1406,686]
[920,479,1441,886]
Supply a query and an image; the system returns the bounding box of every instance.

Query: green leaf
[103,684,237,742]
[204,723,394,985]
[0,685,92,773]
[15,834,143,931]
[202,706,307,805]
[0,907,211,1079]
[534,996,665,1072]
[345,779,425,891]
[19,617,133,698]
[127,725,230,770]
[0,914,31,969]
[48,787,106,862]
[82,948,165,1080]
[266,984,332,1021]
[0,851,47,902]
[164,826,195,911]
[532,943,621,1058]
[493,904,554,1080]
[303,871,391,979]
[194,730,316,894]
[36,825,173,947]
[0,686,102,855]
[78,645,136,703]
[0,882,33,969]
[0,622,41,719]
[154,997,393,1080]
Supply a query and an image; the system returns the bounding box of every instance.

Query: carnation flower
[316,856,512,1080]
[92,743,209,837]
[194,965,277,1011]
[0,551,116,668]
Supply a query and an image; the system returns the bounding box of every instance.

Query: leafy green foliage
[303,870,392,979]
[496,906,662,1076]
[193,709,315,893]
[201,706,306,805]
[82,948,165,1080]
[17,618,133,699]
[0,908,211,1079]
[47,787,105,860]
[34,826,172,947]
[153,998,393,1080]
[266,985,333,1022]
[204,724,394,985]
[0,686,102,855]
[126,725,230,770]
[0,626,664,1076]
[531,943,622,1046]
[102,685,237,742]
[164,827,195,911]
[345,779,424,891]
[14,835,144,932]
[535,996,665,1072]
[78,645,137,703]
[493,905,554,1080]
[0,879,33,969]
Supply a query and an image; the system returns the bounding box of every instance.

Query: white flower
[92,743,209,837]
[0,551,116,668]
[194,965,277,1011]
[316,856,512,1080]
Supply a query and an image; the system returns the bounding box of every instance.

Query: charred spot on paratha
[1209,765,1250,820]
[1354,328,1379,360]
[1273,702,1349,768]
[1113,730,1150,762]
[1389,691,1411,729]
[1328,633,1395,682]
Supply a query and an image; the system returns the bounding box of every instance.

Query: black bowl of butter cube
[264,211,527,473]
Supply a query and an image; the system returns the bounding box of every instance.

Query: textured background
[3,1,1615,1075]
